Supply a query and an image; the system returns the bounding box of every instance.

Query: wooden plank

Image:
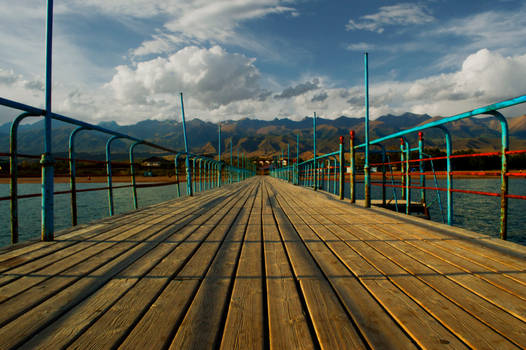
[274,182,511,345]
[369,224,526,321]
[273,191,420,349]
[0,221,182,349]
[0,185,233,280]
[334,225,519,349]
[168,187,258,349]
[220,185,265,350]
[265,185,366,350]
[65,183,257,350]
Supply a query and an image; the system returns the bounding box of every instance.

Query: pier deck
[0,176,525,349]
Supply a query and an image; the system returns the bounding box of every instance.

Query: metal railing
[270,93,526,241]
[0,96,255,246]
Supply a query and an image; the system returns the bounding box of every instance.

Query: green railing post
[174,154,181,197]
[129,141,141,209]
[180,93,192,196]
[106,136,122,216]
[42,0,55,241]
[69,126,87,226]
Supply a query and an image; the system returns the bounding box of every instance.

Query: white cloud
[346,3,435,33]
[345,42,375,52]
[108,45,262,110]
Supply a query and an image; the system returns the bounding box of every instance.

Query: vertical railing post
[402,137,411,215]
[129,141,141,209]
[418,132,426,209]
[350,130,356,203]
[339,136,344,200]
[487,111,509,239]
[287,143,290,182]
[175,154,181,197]
[180,93,192,196]
[68,127,86,226]
[364,52,371,208]
[435,126,453,225]
[380,145,386,206]
[42,0,55,241]
[296,133,300,185]
[10,113,37,243]
[106,136,121,216]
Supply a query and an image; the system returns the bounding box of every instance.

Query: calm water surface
[1,178,525,247]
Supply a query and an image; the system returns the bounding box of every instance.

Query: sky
[1,0,526,125]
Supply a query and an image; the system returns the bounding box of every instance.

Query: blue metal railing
[1,96,255,245]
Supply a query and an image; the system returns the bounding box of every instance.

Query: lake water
[1,178,525,247]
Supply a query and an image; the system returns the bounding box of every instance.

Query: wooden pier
[0,177,525,349]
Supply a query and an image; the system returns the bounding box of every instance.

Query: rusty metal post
[486,111,509,239]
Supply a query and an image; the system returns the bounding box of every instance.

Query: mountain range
[1,113,526,160]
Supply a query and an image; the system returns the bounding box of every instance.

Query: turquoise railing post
[200,158,204,189]
[296,133,300,185]
[364,52,371,208]
[42,0,55,241]
[230,140,233,184]
[106,136,122,216]
[486,111,509,239]
[350,130,356,203]
[68,126,87,226]
[313,112,317,190]
[174,153,181,197]
[418,132,426,209]
[237,149,240,182]
[287,143,290,182]
[192,157,197,191]
[180,93,192,196]
[339,136,344,200]
[129,141,141,209]
[10,112,41,244]
[435,126,453,225]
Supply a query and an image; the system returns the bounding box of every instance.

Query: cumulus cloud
[346,3,434,33]
[274,79,319,99]
[108,45,262,109]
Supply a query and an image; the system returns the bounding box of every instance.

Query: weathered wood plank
[168,186,258,349]
[19,183,256,349]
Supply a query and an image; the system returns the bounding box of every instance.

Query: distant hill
[1,113,526,160]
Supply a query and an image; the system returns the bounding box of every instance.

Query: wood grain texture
[0,177,524,349]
